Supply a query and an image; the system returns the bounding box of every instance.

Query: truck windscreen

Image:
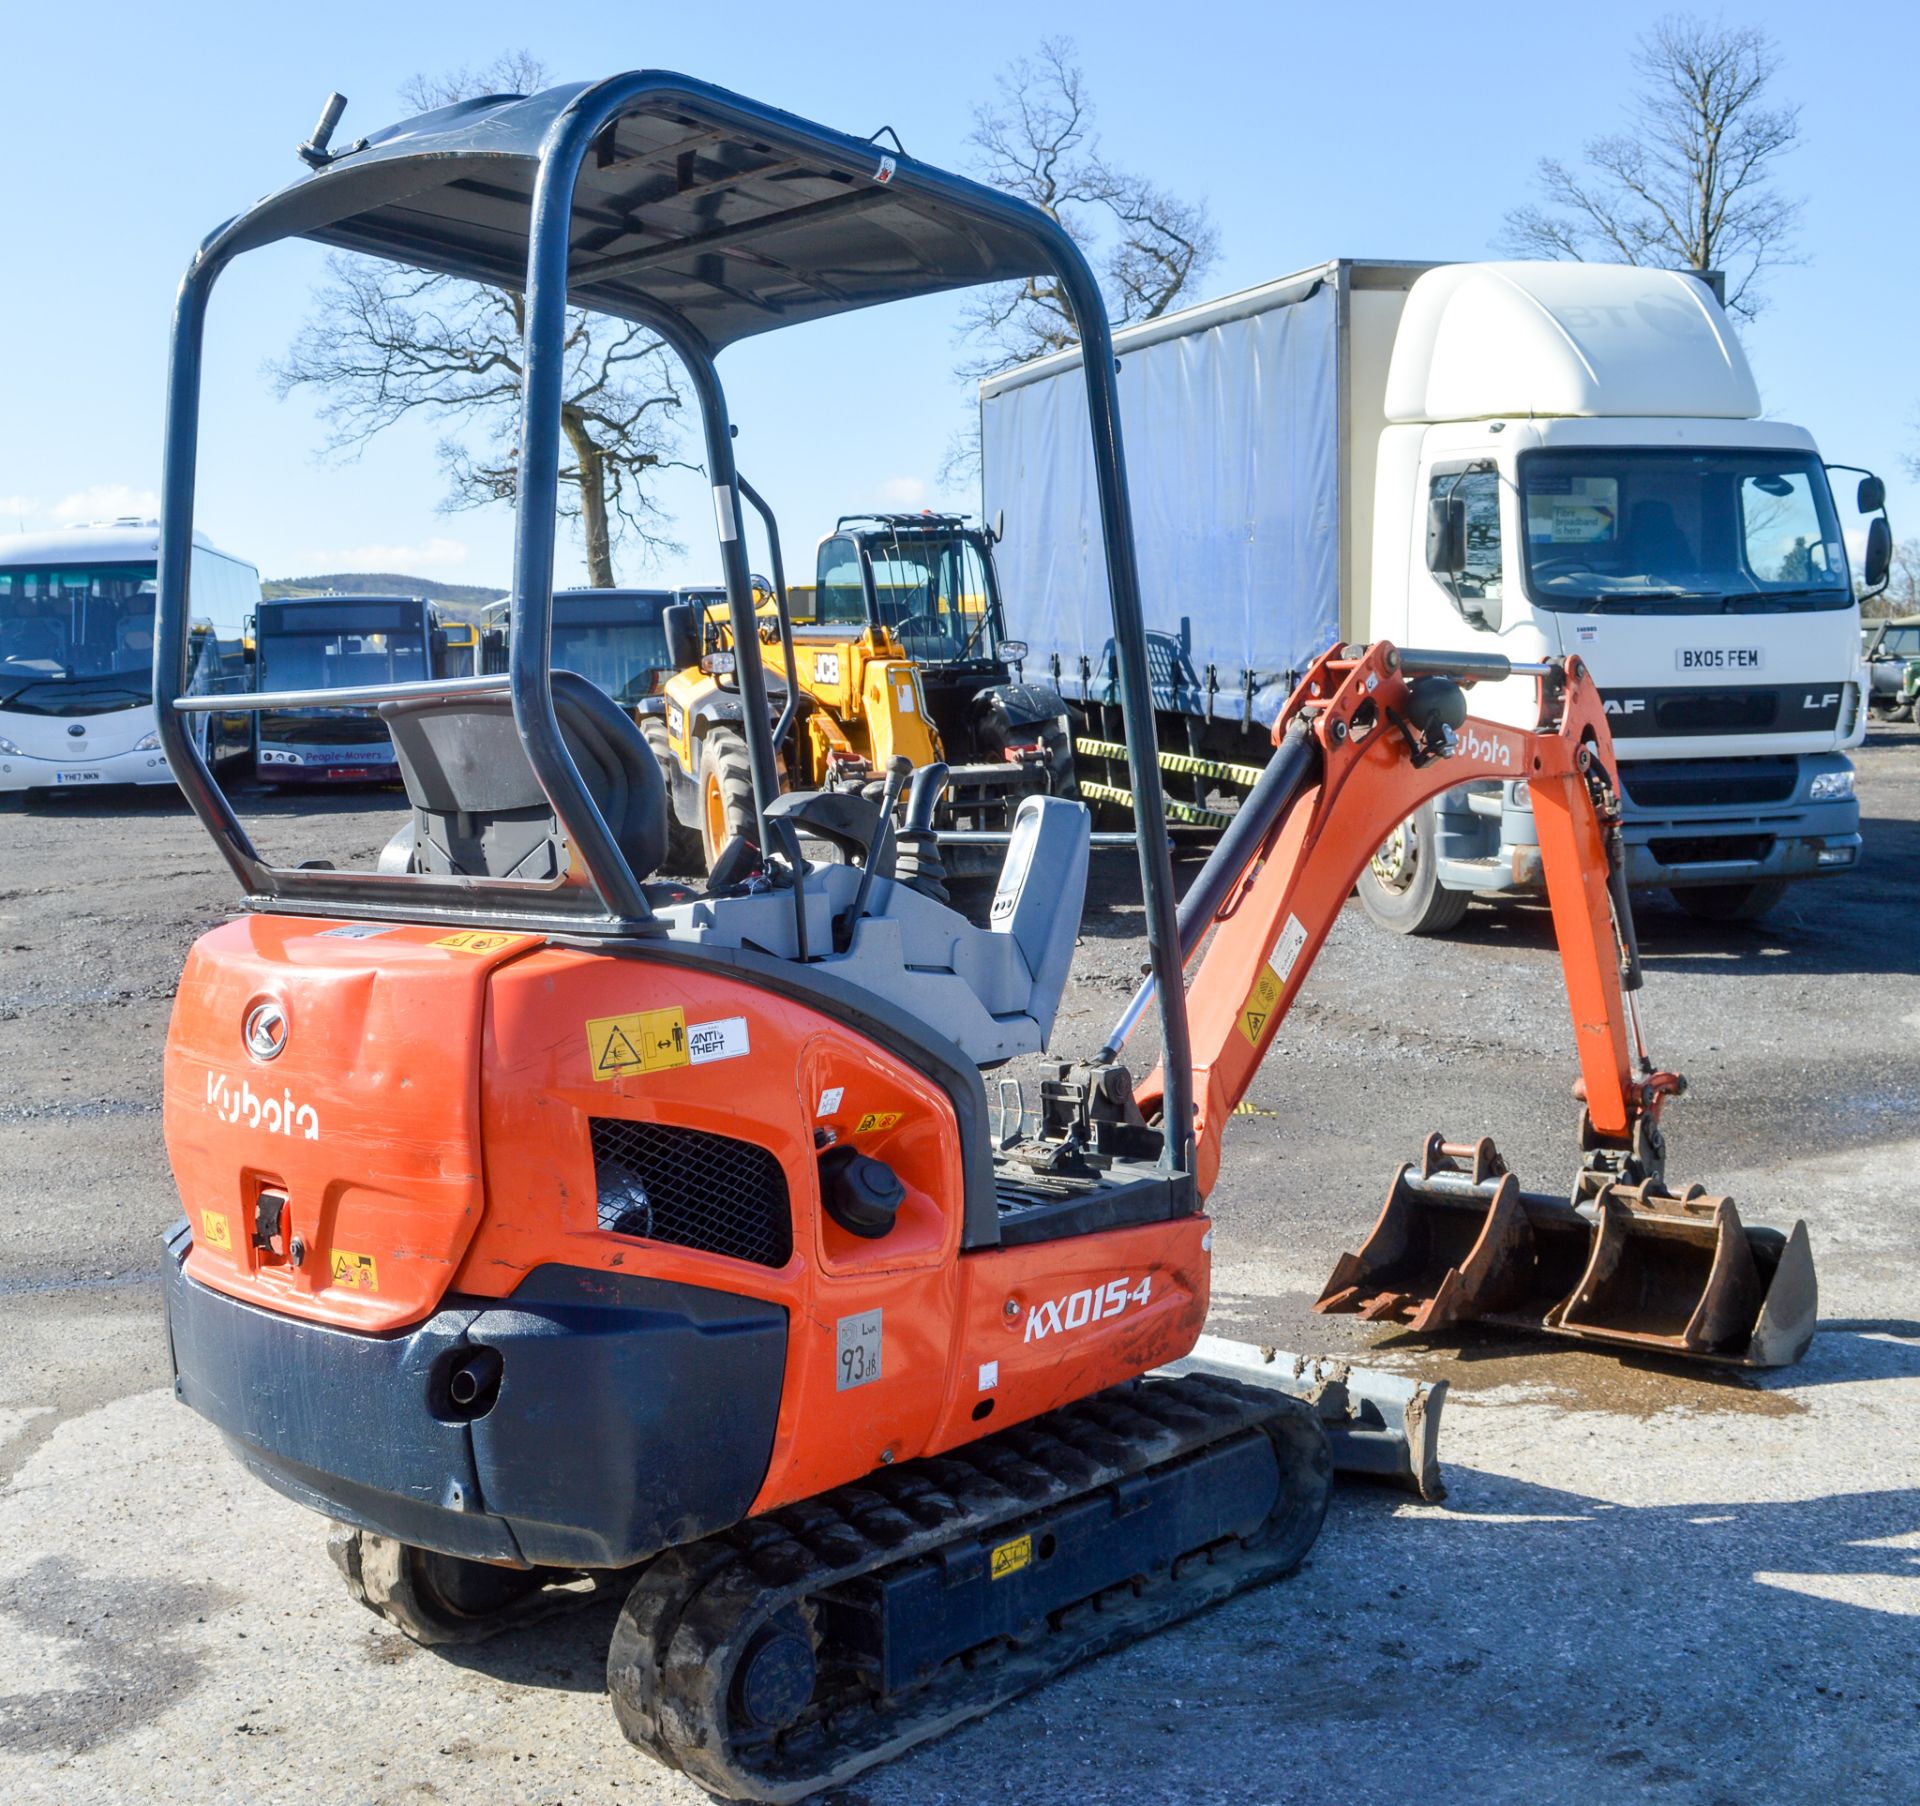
[1520,450,1852,613]
[552,603,670,703]
[0,563,157,692]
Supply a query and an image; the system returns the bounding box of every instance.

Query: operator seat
[378,671,669,885]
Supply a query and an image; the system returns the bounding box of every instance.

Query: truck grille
[1648,834,1776,868]
[1623,758,1800,811]
[589,1118,792,1268]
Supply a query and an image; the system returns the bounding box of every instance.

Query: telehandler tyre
[1357,803,1471,935]
[697,724,758,868]
[639,716,703,874]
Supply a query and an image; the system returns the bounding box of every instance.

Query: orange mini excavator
[153,75,1813,1802]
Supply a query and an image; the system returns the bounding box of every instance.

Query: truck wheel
[697,725,757,869]
[1670,880,1788,923]
[1357,804,1471,936]
[640,717,703,874]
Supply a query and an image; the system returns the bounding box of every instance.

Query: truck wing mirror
[662,602,701,673]
[1858,474,1886,515]
[1425,494,1467,576]
[1864,516,1893,591]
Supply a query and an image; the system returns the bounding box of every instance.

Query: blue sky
[2,1,1913,590]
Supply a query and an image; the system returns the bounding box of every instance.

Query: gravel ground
[2,724,1917,1806]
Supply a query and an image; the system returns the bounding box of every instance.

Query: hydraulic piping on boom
[1090,640,1815,1369]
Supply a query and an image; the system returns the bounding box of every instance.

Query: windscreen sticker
[588,1008,689,1079]
[817,1086,845,1117]
[854,1111,903,1135]
[434,931,524,955]
[200,1209,232,1251]
[329,1250,379,1292]
[687,1016,750,1065]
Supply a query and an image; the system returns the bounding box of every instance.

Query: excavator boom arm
[1132,643,1651,1197]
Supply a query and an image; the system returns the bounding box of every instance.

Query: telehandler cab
[652,511,1075,871]
[155,71,1813,1802]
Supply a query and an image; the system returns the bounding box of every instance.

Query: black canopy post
[510,96,655,926]
[1040,245,1194,1178]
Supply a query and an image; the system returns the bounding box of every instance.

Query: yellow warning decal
[588,1007,690,1079]
[200,1209,232,1251]
[434,931,522,955]
[990,1534,1033,1581]
[1237,963,1284,1046]
[854,1111,903,1135]
[330,1250,379,1291]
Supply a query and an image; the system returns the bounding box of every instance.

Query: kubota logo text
[205,1070,320,1140]
[1460,725,1514,770]
[1024,1275,1153,1342]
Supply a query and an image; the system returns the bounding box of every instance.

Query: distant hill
[263,572,507,616]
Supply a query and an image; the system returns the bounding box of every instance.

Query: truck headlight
[1809,770,1854,803]
[132,731,162,752]
[0,736,20,756]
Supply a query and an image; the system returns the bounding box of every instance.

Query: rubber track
[608,1373,1332,1801]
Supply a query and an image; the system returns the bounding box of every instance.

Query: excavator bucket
[1315,1139,1593,1335]
[1546,1182,1817,1367]
[1316,1139,1817,1369]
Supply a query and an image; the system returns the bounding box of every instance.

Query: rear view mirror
[991,508,1005,544]
[1000,639,1028,663]
[662,603,700,673]
[1864,516,1893,591]
[1426,494,1467,576]
[1858,474,1886,515]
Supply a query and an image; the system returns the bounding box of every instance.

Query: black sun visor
[209,74,1054,349]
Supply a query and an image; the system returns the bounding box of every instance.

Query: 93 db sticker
[836,1309,882,1390]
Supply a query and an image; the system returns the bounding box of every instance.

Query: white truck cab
[1371,264,1866,924]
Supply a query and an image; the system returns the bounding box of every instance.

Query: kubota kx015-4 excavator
[152,74,1813,1803]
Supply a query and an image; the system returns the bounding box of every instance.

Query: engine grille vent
[589,1117,792,1268]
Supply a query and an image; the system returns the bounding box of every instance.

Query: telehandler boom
[151,71,1808,1806]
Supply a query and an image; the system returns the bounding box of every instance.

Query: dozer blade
[1314,1138,1593,1335]
[1316,1139,1817,1369]
[1545,1182,1817,1369]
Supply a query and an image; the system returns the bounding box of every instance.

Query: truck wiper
[1569,589,1710,610]
[1714,587,1850,612]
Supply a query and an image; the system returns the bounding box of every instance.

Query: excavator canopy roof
[211,75,1051,348]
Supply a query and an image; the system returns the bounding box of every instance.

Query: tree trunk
[562,408,615,587]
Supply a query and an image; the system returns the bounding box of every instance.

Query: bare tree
[957,38,1219,379]
[1499,15,1803,320]
[271,53,690,585]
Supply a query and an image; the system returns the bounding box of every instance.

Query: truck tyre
[1671,880,1788,924]
[697,724,757,869]
[1357,803,1471,936]
[640,716,703,874]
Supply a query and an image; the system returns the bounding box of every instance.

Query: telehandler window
[817,538,866,625]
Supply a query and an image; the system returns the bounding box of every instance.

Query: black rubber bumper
[161,1222,787,1569]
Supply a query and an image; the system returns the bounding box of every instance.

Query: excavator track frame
[607,1374,1331,1803]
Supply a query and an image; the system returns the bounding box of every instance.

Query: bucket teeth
[1315,1140,1817,1369]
